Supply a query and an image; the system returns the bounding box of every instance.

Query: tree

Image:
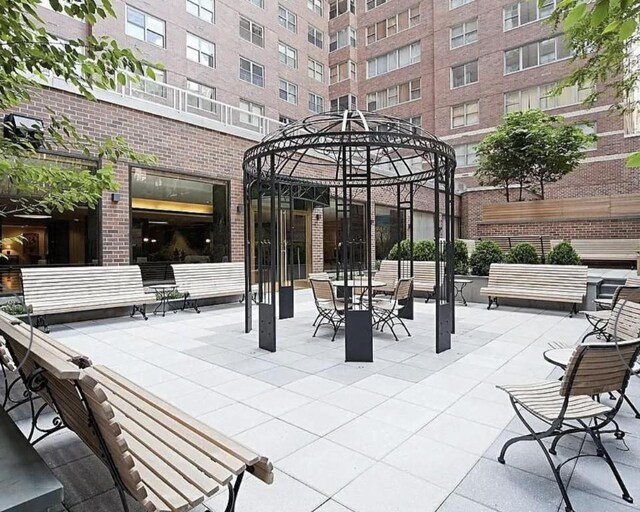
[545,0,640,168]
[0,0,156,246]
[475,110,596,201]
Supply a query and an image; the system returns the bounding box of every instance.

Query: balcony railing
[625,108,640,136]
[40,72,285,139]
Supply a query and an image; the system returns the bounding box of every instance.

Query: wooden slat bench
[375,260,441,299]
[172,262,251,313]
[21,266,152,333]
[481,263,588,316]
[0,315,273,512]
[570,239,640,263]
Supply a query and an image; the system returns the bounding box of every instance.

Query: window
[309,93,324,113]
[504,0,556,30]
[308,58,324,82]
[239,57,264,87]
[451,60,478,88]
[239,99,265,127]
[132,67,166,98]
[330,27,357,52]
[329,0,355,19]
[504,82,594,113]
[186,33,215,67]
[239,17,264,47]
[131,168,229,271]
[366,6,420,45]
[453,143,477,167]
[331,95,357,111]
[308,0,323,16]
[329,60,357,84]
[367,42,421,78]
[126,6,165,47]
[279,115,296,124]
[367,0,387,10]
[279,79,298,104]
[367,79,421,110]
[505,35,571,74]
[375,205,405,261]
[246,0,264,7]
[576,123,597,150]
[186,80,216,113]
[450,18,477,48]
[403,116,422,133]
[278,6,297,33]
[308,25,324,49]
[186,0,214,23]
[451,101,479,128]
[278,42,298,68]
[450,0,474,8]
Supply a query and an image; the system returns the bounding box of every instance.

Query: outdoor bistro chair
[372,278,413,341]
[497,339,640,512]
[309,278,345,341]
[308,273,331,326]
[580,286,640,341]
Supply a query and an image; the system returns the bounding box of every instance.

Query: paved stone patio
[9,291,640,512]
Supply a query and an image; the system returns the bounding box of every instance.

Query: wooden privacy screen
[481,194,640,223]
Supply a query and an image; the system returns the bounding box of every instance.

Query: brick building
[2,0,639,288]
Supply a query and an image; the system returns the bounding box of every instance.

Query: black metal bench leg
[130,304,147,320]
[35,315,50,333]
[487,297,498,310]
[220,472,245,512]
[569,303,578,318]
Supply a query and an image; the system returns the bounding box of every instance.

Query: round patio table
[543,347,574,369]
[151,285,180,317]
[332,280,386,288]
[454,278,472,306]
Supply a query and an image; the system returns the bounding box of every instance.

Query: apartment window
[577,123,597,150]
[505,35,571,74]
[330,60,356,84]
[367,42,421,78]
[278,6,297,33]
[246,0,264,7]
[366,6,420,45]
[367,79,421,110]
[504,0,556,30]
[133,68,166,98]
[186,33,215,67]
[504,81,594,113]
[186,80,217,113]
[403,116,422,132]
[239,99,265,127]
[308,58,324,82]
[126,6,165,47]
[308,0,323,16]
[451,60,478,88]
[308,25,324,49]
[367,0,387,10]
[331,95,357,111]
[279,116,296,125]
[279,79,298,104]
[329,0,355,19]
[186,0,214,23]
[239,57,264,87]
[450,18,477,49]
[330,27,356,52]
[309,93,324,113]
[278,42,298,68]
[239,17,264,47]
[451,101,479,128]
[450,0,474,8]
[453,143,477,167]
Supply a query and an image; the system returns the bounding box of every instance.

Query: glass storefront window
[130,168,229,281]
[375,205,405,261]
[323,198,367,272]
[0,153,99,293]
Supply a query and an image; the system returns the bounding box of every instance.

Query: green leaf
[626,151,640,168]
[591,0,610,27]
[602,20,621,33]
[564,3,587,29]
[618,18,637,41]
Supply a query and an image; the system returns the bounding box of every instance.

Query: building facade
[2,0,638,291]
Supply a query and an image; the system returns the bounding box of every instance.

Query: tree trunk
[539,179,545,199]
[505,182,510,202]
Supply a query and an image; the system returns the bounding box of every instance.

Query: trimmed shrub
[414,239,436,261]
[0,301,30,316]
[505,243,540,265]
[547,241,581,265]
[454,239,470,275]
[387,239,413,260]
[469,240,504,276]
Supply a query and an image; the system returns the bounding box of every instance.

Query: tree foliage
[0,0,156,224]
[545,0,640,168]
[505,243,540,264]
[475,110,596,200]
[547,241,582,265]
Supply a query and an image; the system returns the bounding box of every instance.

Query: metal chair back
[560,338,640,398]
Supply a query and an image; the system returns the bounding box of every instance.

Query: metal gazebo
[242,110,457,361]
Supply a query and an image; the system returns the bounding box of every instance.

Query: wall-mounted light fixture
[205,238,211,243]
[237,204,244,214]
[111,193,121,203]
[3,113,45,149]
[315,213,321,221]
